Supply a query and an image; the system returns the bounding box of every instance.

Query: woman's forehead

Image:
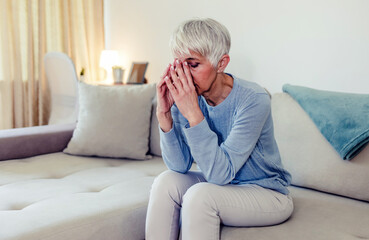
[176,51,205,61]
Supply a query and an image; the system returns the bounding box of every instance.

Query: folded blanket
[282,84,369,160]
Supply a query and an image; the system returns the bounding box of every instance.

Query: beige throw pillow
[149,97,162,156]
[64,82,156,160]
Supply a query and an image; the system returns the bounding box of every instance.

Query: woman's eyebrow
[185,57,199,61]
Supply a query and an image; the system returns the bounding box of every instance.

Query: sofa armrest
[0,123,76,161]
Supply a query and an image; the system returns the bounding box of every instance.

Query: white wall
[104,0,369,94]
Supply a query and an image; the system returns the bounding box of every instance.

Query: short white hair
[170,18,231,67]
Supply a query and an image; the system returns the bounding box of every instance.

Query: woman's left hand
[165,60,204,127]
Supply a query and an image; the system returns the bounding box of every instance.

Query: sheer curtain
[0,0,105,130]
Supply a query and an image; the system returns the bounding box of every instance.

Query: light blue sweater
[160,75,291,195]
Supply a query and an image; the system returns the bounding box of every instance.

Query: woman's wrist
[187,110,204,128]
[157,111,173,133]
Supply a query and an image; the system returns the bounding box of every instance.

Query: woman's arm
[160,105,193,173]
[183,93,271,185]
[156,64,175,132]
[157,63,193,173]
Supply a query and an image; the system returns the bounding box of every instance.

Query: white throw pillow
[64,82,156,160]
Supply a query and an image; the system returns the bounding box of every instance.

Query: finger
[183,61,195,89]
[161,64,171,80]
[157,82,166,98]
[175,60,188,88]
[165,76,178,95]
[157,77,167,91]
[170,64,183,90]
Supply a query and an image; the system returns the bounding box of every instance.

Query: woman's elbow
[166,161,192,174]
[163,157,191,174]
[205,168,236,185]
[206,175,232,185]
[166,164,188,174]
[172,167,188,174]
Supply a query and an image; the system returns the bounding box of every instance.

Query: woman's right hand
[156,64,175,132]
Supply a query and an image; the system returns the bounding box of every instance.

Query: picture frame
[127,62,149,84]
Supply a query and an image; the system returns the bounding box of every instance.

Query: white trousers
[145,170,293,240]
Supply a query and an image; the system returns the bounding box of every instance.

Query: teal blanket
[283,84,369,160]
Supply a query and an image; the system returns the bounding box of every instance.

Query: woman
[145,18,293,240]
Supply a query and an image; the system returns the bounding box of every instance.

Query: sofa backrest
[0,123,76,161]
[272,93,369,202]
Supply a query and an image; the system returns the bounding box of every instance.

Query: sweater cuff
[159,125,178,145]
[183,118,212,145]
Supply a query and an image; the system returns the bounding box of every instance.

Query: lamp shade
[99,50,118,69]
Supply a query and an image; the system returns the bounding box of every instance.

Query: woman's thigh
[185,183,293,227]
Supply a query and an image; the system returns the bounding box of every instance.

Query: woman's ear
[216,54,230,73]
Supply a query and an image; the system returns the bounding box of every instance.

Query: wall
[104,0,369,93]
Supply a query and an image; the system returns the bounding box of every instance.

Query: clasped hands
[156,59,204,132]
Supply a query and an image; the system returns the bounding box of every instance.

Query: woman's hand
[156,64,175,132]
[165,60,204,127]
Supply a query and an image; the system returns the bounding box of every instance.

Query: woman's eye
[189,63,199,68]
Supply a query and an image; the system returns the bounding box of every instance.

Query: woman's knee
[151,170,182,192]
[150,170,189,203]
[182,182,217,213]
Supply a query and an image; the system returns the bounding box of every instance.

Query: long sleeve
[158,76,290,195]
[159,106,193,173]
[183,92,271,185]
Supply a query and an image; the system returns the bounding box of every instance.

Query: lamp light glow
[99,50,118,82]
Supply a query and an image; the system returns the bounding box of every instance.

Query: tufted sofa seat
[0,152,168,240]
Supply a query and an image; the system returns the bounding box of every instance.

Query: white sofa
[0,92,368,240]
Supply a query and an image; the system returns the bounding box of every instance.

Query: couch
[0,90,368,240]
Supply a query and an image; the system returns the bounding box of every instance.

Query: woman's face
[176,51,218,96]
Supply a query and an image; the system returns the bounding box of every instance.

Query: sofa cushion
[64,82,155,160]
[149,97,162,157]
[0,152,168,240]
[271,93,369,202]
[221,186,369,240]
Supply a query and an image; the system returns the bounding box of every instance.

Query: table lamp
[99,50,118,82]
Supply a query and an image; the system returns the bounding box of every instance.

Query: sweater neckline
[201,73,238,110]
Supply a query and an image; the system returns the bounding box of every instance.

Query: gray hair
[170,18,231,67]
